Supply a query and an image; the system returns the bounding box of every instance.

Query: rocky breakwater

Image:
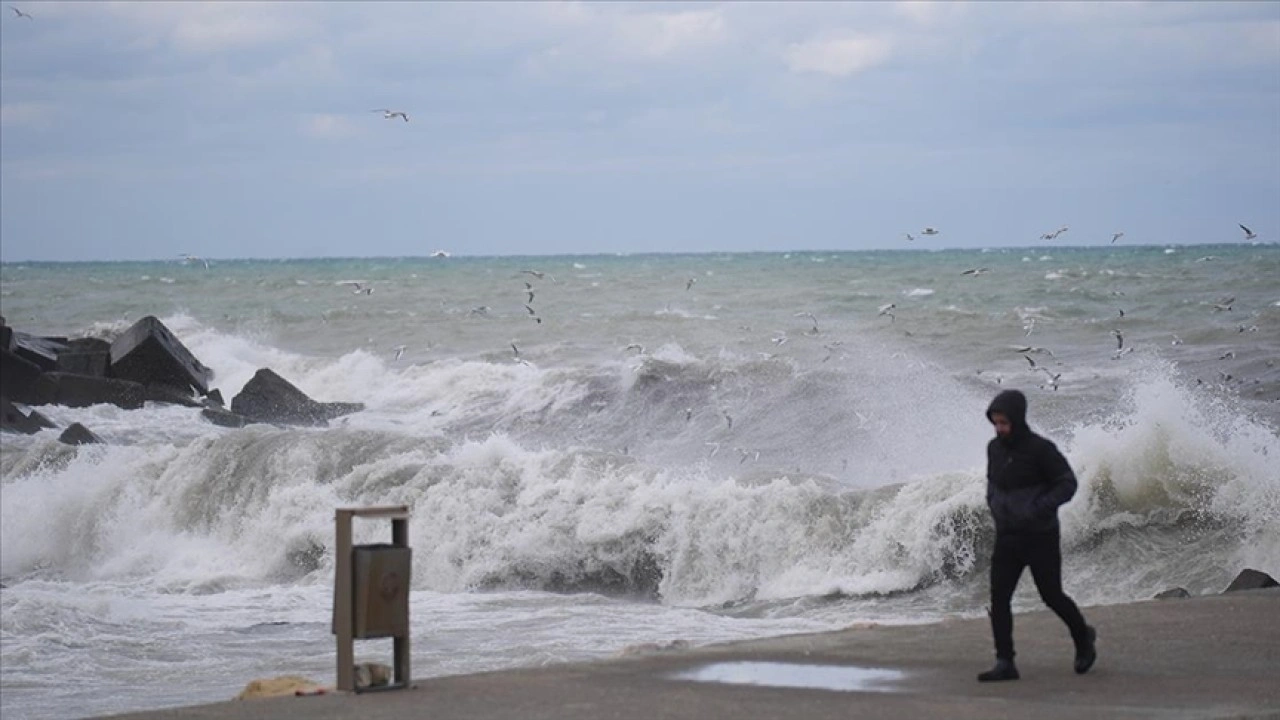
[0,315,364,443]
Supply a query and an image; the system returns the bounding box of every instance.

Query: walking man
[979,389,1096,681]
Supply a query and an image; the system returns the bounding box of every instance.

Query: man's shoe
[977,658,1019,682]
[1074,626,1097,675]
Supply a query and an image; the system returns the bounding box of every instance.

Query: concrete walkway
[104,588,1280,720]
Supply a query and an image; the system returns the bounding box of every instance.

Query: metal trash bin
[352,544,411,639]
[333,506,411,692]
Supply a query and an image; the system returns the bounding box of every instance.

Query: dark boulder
[1,348,44,405]
[204,388,225,408]
[1153,587,1190,600]
[26,407,56,429]
[110,316,213,395]
[59,423,103,445]
[66,338,111,354]
[1,397,42,434]
[1224,569,1278,593]
[230,368,363,427]
[32,372,146,410]
[56,338,113,378]
[144,383,201,407]
[12,332,68,371]
[0,324,13,352]
[57,350,111,377]
[201,407,251,428]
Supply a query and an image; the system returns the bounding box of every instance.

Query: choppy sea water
[2,245,1278,719]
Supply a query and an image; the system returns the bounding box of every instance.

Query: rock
[1154,587,1190,600]
[1224,569,1279,593]
[32,372,146,410]
[204,388,225,408]
[12,332,68,371]
[56,338,113,378]
[110,316,213,395]
[1,348,45,405]
[26,408,57,429]
[0,324,13,352]
[144,383,202,407]
[230,368,363,426]
[201,407,251,428]
[1,397,42,434]
[66,337,111,354]
[56,350,111,377]
[59,423,103,445]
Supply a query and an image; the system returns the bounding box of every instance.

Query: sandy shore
[101,588,1279,720]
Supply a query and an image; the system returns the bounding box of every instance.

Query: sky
[1,1,1278,262]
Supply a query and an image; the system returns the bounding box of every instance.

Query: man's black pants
[989,529,1089,660]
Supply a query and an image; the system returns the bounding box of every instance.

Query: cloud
[99,1,316,54]
[301,113,359,141]
[783,33,893,77]
[614,9,728,59]
[0,102,56,129]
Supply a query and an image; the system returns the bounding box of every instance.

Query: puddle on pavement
[669,661,907,693]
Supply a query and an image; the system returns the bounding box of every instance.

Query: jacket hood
[987,389,1029,431]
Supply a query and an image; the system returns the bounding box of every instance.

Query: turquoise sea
[2,244,1278,718]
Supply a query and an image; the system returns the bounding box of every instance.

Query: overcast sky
[1,1,1277,262]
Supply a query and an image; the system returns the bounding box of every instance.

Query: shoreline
[100,588,1280,720]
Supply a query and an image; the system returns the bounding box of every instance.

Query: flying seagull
[9,5,32,19]
[877,303,896,322]
[338,281,373,295]
[686,277,696,291]
[178,253,209,269]
[1239,224,1257,240]
[521,269,555,282]
[1111,232,1124,244]
[921,227,940,236]
[511,341,529,366]
[961,267,990,276]
[794,312,819,334]
[372,109,409,122]
[904,233,915,242]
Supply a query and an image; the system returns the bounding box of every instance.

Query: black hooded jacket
[985,390,1078,535]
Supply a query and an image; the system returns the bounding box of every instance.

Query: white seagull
[338,281,373,295]
[794,312,819,334]
[1239,224,1257,241]
[961,267,990,276]
[1111,232,1124,244]
[178,253,209,269]
[921,227,940,236]
[372,109,409,122]
[10,5,32,19]
[904,233,915,242]
[877,303,896,322]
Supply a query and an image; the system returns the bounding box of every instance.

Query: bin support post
[335,509,355,692]
[392,515,410,686]
[334,506,411,693]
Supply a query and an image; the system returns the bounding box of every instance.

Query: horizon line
[0,241,1275,266]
